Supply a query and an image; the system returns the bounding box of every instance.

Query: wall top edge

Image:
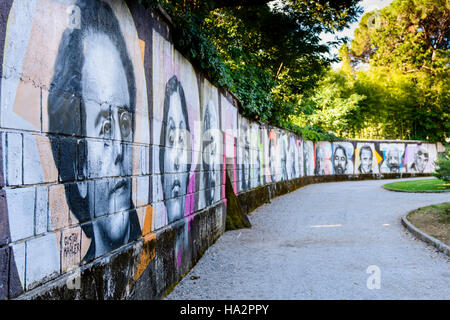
[149,5,443,146]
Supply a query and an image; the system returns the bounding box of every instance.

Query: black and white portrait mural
[332,142,354,175]
[48,0,144,260]
[199,80,222,209]
[153,27,201,227]
[287,135,297,180]
[2,0,446,300]
[279,133,289,181]
[355,143,381,174]
[405,143,438,173]
[379,143,405,173]
[250,122,261,188]
[303,140,315,176]
[297,138,304,178]
[268,129,278,183]
[0,0,150,289]
[314,141,332,175]
[238,116,251,192]
[159,76,192,223]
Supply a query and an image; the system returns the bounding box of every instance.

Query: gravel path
[166,178,450,300]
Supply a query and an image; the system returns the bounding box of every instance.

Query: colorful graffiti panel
[405,143,438,174]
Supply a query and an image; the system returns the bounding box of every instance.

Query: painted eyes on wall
[417,151,429,158]
[99,108,132,139]
[168,123,186,147]
[119,110,132,138]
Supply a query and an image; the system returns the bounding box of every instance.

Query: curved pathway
[166,178,450,300]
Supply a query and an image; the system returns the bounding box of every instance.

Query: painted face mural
[268,131,277,182]
[413,147,428,173]
[315,146,325,175]
[332,142,354,175]
[386,148,402,172]
[160,76,191,223]
[359,146,373,173]
[303,140,315,176]
[280,134,288,180]
[48,0,141,260]
[356,143,380,174]
[297,139,304,178]
[202,99,220,207]
[405,143,437,173]
[379,143,405,173]
[287,136,296,179]
[239,118,251,191]
[314,142,332,175]
[250,123,261,188]
[333,146,347,174]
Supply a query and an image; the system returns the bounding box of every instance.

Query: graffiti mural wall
[0,0,443,299]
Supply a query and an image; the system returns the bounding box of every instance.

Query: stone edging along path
[401,213,450,257]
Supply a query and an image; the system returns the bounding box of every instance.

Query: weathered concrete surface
[166,177,450,300]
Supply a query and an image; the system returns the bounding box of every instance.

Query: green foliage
[292,0,449,142]
[433,150,450,183]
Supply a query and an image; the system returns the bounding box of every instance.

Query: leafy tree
[433,150,450,182]
[137,0,362,138]
[294,0,449,142]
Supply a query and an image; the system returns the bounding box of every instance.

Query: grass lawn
[407,202,450,246]
[383,178,450,192]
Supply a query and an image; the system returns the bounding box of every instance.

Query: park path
[166,178,450,300]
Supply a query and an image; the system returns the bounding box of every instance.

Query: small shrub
[433,150,450,182]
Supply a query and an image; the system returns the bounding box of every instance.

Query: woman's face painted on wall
[202,100,219,206]
[163,89,189,222]
[81,32,132,247]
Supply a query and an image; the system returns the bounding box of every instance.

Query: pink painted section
[177,246,182,268]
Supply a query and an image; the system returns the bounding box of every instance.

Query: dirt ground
[407,202,450,246]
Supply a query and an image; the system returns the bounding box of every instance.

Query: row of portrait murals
[0,0,443,298]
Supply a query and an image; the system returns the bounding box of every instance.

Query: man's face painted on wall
[387,148,401,172]
[360,148,373,173]
[269,138,276,181]
[163,89,189,222]
[280,138,288,180]
[414,147,428,172]
[203,100,219,206]
[304,147,310,175]
[333,147,347,174]
[242,124,250,185]
[82,33,132,245]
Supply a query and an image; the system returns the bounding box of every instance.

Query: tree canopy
[294,0,449,142]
